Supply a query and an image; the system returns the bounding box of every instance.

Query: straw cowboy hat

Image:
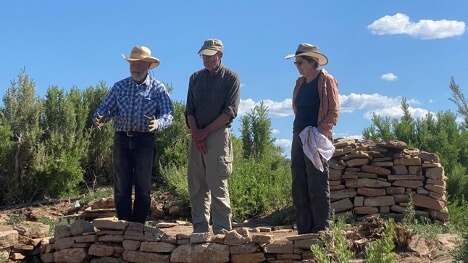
[122,46,160,69]
[285,43,328,66]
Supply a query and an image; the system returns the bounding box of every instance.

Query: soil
[0,197,460,263]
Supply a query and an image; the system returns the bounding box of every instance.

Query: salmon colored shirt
[292,69,340,139]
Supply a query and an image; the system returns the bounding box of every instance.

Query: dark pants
[113,132,155,224]
[291,132,330,234]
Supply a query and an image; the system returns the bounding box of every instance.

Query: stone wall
[330,139,448,222]
[2,139,449,262]
[0,222,49,261]
[40,218,320,263]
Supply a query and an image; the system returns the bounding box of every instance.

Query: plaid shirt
[95,75,174,132]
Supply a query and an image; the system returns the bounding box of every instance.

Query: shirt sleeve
[223,72,240,118]
[95,85,118,122]
[156,83,174,130]
[184,74,196,127]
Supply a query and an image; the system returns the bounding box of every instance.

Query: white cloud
[381,73,398,81]
[240,93,431,131]
[335,133,363,141]
[339,93,429,120]
[275,138,292,149]
[339,93,406,113]
[271,129,280,134]
[368,13,465,39]
[363,105,430,120]
[239,98,293,117]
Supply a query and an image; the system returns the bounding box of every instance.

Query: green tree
[240,101,283,162]
[156,100,190,176]
[362,114,393,141]
[1,69,43,203]
[83,82,114,188]
[449,77,468,127]
[36,85,91,197]
[362,84,467,202]
[392,98,416,147]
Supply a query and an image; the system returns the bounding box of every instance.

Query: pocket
[218,156,233,177]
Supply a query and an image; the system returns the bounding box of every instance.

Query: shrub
[366,218,396,263]
[311,215,354,263]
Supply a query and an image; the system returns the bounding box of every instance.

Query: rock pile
[330,139,448,222]
[40,218,320,263]
[0,222,49,261]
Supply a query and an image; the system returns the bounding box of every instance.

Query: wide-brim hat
[285,43,328,66]
[198,39,223,56]
[122,46,160,69]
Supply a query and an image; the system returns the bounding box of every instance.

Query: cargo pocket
[218,156,233,178]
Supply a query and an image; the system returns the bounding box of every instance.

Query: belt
[116,131,154,137]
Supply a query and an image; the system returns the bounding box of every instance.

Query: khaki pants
[188,127,233,234]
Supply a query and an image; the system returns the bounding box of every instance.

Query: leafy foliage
[362,86,467,203]
[311,215,354,263]
[366,219,396,263]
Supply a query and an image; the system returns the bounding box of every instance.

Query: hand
[191,128,209,143]
[144,115,158,132]
[195,140,208,155]
[93,111,109,130]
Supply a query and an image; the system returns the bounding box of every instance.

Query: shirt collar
[132,74,151,87]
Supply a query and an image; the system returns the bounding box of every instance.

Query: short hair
[299,55,319,68]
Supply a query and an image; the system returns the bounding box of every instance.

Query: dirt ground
[0,199,460,263]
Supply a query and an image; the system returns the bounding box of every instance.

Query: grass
[5,213,27,225]
[79,186,114,205]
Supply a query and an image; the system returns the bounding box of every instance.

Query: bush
[449,199,468,262]
[310,215,354,263]
[229,158,291,221]
[366,219,396,263]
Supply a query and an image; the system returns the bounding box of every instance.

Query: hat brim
[121,54,160,69]
[285,52,328,66]
[198,49,219,56]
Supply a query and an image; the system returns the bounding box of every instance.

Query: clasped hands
[191,128,209,155]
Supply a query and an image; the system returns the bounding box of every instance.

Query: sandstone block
[170,243,229,263]
[331,198,353,213]
[124,250,170,263]
[361,165,391,176]
[413,194,444,211]
[357,187,386,197]
[54,248,88,263]
[263,242,294,254]
[230,252,266,263]
[364,196,395,207]
[140,241,176,253]
[330,189,357,201]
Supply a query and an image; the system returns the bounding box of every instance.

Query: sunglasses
[294,60,308,66]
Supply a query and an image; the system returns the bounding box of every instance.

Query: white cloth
[299,126,335,172]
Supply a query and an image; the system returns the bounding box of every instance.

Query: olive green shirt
[185,65,240,128]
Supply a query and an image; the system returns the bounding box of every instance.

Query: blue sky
[1,1,467,156]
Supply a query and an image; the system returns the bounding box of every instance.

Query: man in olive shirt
[185,39,240,234]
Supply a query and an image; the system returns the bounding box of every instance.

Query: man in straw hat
[185,39,240,234]
[285,43,339,234]
[93,45,174,224]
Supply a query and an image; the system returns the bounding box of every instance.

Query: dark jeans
[291,132,330,234]
[113,132,155,224]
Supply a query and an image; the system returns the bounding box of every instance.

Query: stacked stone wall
[330,139,448,222]
[40,218,320,263]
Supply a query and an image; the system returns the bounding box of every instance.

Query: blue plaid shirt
[95,75,174,132]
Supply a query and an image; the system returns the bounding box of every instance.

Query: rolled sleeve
[156,87,174,130]
[223,73,240,118]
